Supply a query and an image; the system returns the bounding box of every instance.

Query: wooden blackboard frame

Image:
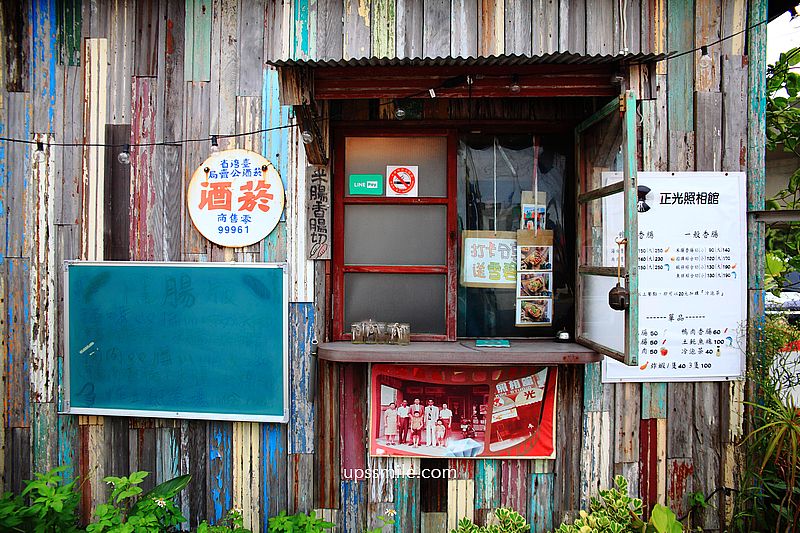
[63,261,289,422]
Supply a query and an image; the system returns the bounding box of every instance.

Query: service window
[333,92,638,362]
[332,131,571,341]
[457,134,572,338]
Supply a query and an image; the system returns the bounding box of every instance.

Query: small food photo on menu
[518,272,552,298]
[518,245,552,271]
[516,299,552,326]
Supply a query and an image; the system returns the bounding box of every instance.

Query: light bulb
[210,135,220,153]
[117,144,131,165]
[509,75,521,93]
[699,46,712,68]
[301,131,314,144]
[34,141,46,163]
[395,107,406,120]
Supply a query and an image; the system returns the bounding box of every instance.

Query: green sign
[349,174,383,195]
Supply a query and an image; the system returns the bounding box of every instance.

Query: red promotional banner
[370,365,557,459]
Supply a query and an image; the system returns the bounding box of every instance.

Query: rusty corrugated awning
[269,52,670,101]
[266,51,670,69]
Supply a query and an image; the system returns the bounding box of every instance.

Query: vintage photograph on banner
[370,365,557,459]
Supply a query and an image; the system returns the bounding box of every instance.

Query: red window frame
[331,128,459,341]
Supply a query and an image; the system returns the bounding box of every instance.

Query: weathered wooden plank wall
[0,1,762,531]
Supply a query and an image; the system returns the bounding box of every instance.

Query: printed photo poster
[601,172,747,382]
[370,365,557,459]
[520,191,547,231]
[516,230,554,326]
[460,231,517,288]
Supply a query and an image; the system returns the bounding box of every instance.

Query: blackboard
[65,262,288,422]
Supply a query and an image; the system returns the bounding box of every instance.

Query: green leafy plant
[86,471,190,533]
[764,46,800,293]
[452,517,483,533]
[554,476,681,533]
[729,315,800,532]
[267,510,335,532]
[488,508,530,533]
[632,505,682,533]
[0,466,83,533]
[686,491,707,513]
[197,508,251,532]
[365,509,396,533]
[449,507,529,533]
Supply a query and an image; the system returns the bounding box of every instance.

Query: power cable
[0,17,771,152]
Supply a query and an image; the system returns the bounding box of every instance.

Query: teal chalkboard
[65,262,288,422]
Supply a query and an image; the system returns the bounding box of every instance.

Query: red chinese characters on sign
[238,180,274,212]
[198,182,233,211]
[197,180,274,212]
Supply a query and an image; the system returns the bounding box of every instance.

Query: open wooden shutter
[575,90,639,365]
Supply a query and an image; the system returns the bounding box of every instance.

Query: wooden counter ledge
[317,340,601,364]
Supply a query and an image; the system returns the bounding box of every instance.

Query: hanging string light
[34,140,46,163]
[117,144,131,165]
[0,17,769,154]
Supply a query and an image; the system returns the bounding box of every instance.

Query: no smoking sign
[386,165,419,197]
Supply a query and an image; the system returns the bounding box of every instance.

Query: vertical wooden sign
[306,165,331,260]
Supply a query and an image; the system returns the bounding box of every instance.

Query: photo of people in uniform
[370,365,557,458]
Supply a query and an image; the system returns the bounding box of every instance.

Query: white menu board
[603,172,747,382]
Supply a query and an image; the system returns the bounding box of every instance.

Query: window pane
[457,135,573,338]
[577,274,624,353]
[581,191,624,268]
[345,137,447,197]
[345,205,447,265]
[344,273,446,335]
[579,110,623,192]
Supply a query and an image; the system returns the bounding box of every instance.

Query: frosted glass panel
[344,274,447,335]
[345,205,447,265]
[579,274,624,353]
[345,137,447,197]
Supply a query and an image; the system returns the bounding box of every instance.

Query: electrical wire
[0,17,771,151]
[661,17,768,62]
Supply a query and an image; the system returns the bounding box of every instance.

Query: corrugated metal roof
[267,52,671,69]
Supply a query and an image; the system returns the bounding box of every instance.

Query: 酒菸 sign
[187,149,285,247]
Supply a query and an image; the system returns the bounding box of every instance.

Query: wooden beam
[294,103,327,165]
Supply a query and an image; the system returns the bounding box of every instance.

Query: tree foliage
[765,46,800,292]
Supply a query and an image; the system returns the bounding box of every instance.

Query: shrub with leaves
[452,517,483,533]
[764,46,800,293]
[0,466,82,533]
[267,510,335,532]
[727,315,800,532]
[86,471,190,533]
[554,476,681,533]
[365,509,396,533]
[197,508,251,532]
[450,507,530,533]
[555,476,641,533]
